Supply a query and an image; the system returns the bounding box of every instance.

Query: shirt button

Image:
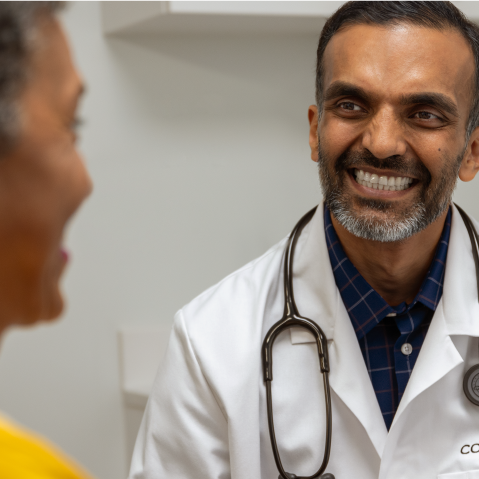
[401,343,413,356]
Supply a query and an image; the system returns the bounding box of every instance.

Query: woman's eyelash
[71,117,84,130]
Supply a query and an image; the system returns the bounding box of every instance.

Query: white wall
[0,2,478,479]
[0,2,322,478]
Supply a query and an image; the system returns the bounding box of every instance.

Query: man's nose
[361,108,407,159]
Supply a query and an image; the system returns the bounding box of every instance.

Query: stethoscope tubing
[262,206,333,479]
[455,203,479,300]
[265,371,332,479]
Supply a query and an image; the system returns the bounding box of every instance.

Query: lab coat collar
[289,203,479,339]
[290,203,388,458]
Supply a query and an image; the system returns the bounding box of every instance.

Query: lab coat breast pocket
[438,470,479,478]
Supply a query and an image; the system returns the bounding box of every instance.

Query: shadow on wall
[104,33,321,120]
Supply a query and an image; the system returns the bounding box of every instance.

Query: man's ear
[308,105,319,163]
[459,126,479,182]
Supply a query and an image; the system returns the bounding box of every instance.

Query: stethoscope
[262,203,479,479]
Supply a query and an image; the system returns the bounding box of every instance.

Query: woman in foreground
[0,3,94,478]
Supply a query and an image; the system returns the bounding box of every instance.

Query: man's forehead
[322,22,474,107]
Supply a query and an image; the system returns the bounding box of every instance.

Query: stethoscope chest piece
[463,364,479,406]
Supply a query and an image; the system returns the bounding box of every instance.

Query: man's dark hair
[316,1,479,141]
[0,1,62,149]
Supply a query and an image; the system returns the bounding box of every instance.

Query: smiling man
[130,2,479,479]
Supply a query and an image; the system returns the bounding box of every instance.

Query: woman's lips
[60,247,69,262]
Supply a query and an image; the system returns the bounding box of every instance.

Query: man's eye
[413,111,440,120]
[338,102,362,111]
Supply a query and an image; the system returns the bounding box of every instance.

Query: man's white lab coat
[129,203,479,479]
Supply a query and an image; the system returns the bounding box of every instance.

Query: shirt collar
[324,204,451,340]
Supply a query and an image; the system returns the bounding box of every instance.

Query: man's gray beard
[318,145,463,243]
[326,185,430,242]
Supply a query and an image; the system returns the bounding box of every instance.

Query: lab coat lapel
[291,203,388,458]
[390,301,463,428]
[329,301,388,457]
[391,204,479,427]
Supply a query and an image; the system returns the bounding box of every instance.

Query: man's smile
[348,167,418,198]
[353,168,415,190]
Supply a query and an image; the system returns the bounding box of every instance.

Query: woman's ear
[308,105,319,163]
[459,127,479,182]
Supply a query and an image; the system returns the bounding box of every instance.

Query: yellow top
[0,413,96,479]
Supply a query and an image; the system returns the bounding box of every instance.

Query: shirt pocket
[438,471,479,478]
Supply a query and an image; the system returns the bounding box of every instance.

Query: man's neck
[330,208,450,307]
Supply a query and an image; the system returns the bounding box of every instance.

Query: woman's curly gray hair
[0,2,63,151]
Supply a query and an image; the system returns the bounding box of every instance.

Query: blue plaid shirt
[324,204,451,430]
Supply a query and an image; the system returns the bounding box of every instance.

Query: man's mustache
[333,149,432,184]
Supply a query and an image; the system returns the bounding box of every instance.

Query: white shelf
[102,1,479,37]
[101,1,345,36]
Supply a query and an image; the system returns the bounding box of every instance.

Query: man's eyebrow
[323,81,375,104]
[399,92,459,118]
[324,82,460,119]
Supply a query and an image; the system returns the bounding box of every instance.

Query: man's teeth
[354,169,414,191]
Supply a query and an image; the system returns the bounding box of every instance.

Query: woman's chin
[24,287,66,324]
[41,288,65,321]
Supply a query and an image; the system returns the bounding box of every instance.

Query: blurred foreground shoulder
[0,412,96,479]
